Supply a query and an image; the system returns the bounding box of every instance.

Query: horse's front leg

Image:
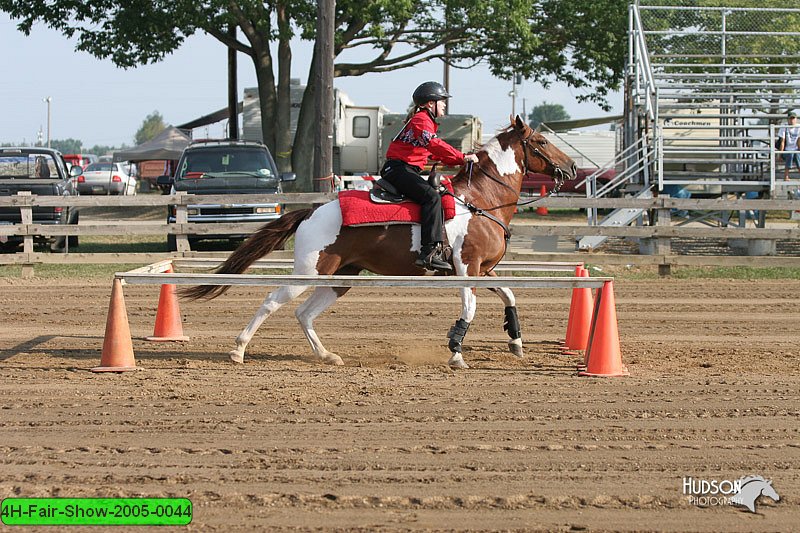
[487,284,523,358]
[447,286,477,369]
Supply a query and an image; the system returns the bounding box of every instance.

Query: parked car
[76,162,137,195]
[0,147,81,251]
[157,139,296,251]
[522,167,617,195]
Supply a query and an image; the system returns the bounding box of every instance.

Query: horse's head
[762,482,780,501]
[511,115,577,188]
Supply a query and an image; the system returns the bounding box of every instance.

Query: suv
[0,147,81,252]
[158,140,295,251]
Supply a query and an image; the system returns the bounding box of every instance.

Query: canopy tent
[112,126,191,162]
[537,115,623,133]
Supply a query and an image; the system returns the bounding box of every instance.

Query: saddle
[369,165,443,204]
[367,166,452,260]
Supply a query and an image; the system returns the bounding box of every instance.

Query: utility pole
[509,75,522,118]
[313,0,335,193]
[43,97,52,148]
[442,42,451,116]
[227,24,239,140]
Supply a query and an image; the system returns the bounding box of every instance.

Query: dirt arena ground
[1,272,798,531]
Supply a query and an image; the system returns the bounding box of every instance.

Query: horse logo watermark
[730,476,780,513]
[683,475,780,512]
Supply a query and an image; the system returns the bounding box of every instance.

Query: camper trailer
[241,82,482,176]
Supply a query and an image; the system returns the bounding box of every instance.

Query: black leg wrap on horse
[503,306,521,339]
[447,319,470,352]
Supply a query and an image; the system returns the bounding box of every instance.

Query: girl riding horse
[182,115,575,369]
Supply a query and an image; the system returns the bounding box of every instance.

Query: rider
[381,81,479,272]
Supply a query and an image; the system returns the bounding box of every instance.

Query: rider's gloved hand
[464,153,479,164]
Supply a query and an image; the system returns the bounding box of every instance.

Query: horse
[181,115,576,368]
[730,475,780,513]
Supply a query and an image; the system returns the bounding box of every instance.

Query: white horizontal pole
[116,272,611,290]
[171,258,585,273]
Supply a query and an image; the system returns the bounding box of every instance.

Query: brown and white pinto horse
[182,116,576,368]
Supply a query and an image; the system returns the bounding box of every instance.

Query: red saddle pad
[339,179,456,227]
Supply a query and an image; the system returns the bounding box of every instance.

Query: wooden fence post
[174,192,191,253]
[19,192,34,278]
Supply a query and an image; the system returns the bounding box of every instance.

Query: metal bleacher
[579,2,800,250]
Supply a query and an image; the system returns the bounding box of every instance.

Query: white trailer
[242,81,481,176]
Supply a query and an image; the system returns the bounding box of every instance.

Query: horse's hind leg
[295,286,350,365]
[294,264,359,365]
[230,285,308,363]
[487,286,523,358]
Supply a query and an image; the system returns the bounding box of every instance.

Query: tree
[528,102,570,129]
[0,0,629,189]
[88,144,128,157]
[135,111,167,145]
[49,138,83,154]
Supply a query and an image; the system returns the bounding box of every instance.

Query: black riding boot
[416,242,452,272]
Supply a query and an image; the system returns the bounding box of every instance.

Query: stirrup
[415,245,452,272]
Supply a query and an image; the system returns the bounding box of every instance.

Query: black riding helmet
[412,81,451,106]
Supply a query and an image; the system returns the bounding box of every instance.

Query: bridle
[466,129,567,198]
[523,134,567,190]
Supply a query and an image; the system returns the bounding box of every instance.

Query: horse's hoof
[508,338,524,358]
[323,353,344,366]
[448,353,469,369]
[229,351,244,364]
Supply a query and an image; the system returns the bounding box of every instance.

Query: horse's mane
[740,475,767,486]
[474,122,536,152]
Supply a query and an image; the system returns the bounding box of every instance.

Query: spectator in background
[779,110,800,180]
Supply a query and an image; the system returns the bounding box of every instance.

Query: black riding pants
[381,160,443,246]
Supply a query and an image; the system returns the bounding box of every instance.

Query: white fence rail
[1,193,799,270]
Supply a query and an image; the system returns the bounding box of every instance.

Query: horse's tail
[180,208,315,301]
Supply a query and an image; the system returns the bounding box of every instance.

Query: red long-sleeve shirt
[385,110,466,169]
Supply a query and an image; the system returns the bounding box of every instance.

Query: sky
[1,13,622,150]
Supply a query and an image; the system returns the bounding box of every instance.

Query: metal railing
[629,2,800,195]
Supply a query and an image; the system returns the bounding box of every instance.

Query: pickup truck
[0,147,81,252]
[157,140,295,251]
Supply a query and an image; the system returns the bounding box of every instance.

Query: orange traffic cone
[562,267,594,356]
[536,185,549,215]
[579,281,629,377]
[92,279,137,372]
[560,265,583,349]
[145,267,189,342]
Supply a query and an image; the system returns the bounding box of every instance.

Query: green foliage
[669,266,800,280]
[528,102,570,129]
[0,0,628,109]
[49,138,83,154]
[87,144,128,157]
[134,111,167,145]
[1,0,629,183]
[0,264,144,279]
[0,0,204,67]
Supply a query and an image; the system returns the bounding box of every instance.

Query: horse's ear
[514,114,526,130]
